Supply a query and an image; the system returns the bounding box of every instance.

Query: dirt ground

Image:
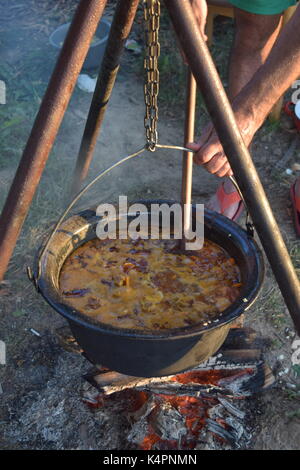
[0,0,300,450]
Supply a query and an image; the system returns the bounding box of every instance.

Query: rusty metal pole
[181,69,197,247]
[70,0,140,197]
[0,0,108,281]
[164,0,300,334]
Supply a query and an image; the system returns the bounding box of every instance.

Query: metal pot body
[35,203,264,377]
[68,318,231,376]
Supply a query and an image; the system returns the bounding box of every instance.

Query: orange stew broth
[59,238,241,330]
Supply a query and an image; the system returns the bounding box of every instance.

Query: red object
[214,182,244,221]
[290,182,300,237]
[284,101,300,132]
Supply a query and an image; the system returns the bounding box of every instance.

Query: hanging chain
[143,0,161,151]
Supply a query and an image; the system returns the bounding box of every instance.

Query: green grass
[263,119,281,134]
[0,49,56,169]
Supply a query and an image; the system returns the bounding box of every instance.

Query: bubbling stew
[59,238,242,330]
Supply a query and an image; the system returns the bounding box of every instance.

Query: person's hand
[188,104,258,177]
[188,122,234,177]
[190,0,208,39]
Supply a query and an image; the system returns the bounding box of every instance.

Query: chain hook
[143,0,161,150]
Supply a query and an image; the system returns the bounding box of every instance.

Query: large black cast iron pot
[34,201,264,377]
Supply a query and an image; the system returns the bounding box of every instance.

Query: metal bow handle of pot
[228,175,254,237]
[27,143,254,288]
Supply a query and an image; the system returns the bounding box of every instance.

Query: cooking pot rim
[35,206,265,340]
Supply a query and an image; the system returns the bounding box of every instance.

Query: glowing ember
[83,366,262,450]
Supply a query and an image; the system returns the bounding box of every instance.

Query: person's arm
[190,0,208,38]
[189,4,300,177]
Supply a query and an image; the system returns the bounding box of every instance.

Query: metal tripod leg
[70,0,140,197]
[164,0,300,334]
[0,0,108,281]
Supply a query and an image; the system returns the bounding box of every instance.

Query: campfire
[77,327,274,450]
